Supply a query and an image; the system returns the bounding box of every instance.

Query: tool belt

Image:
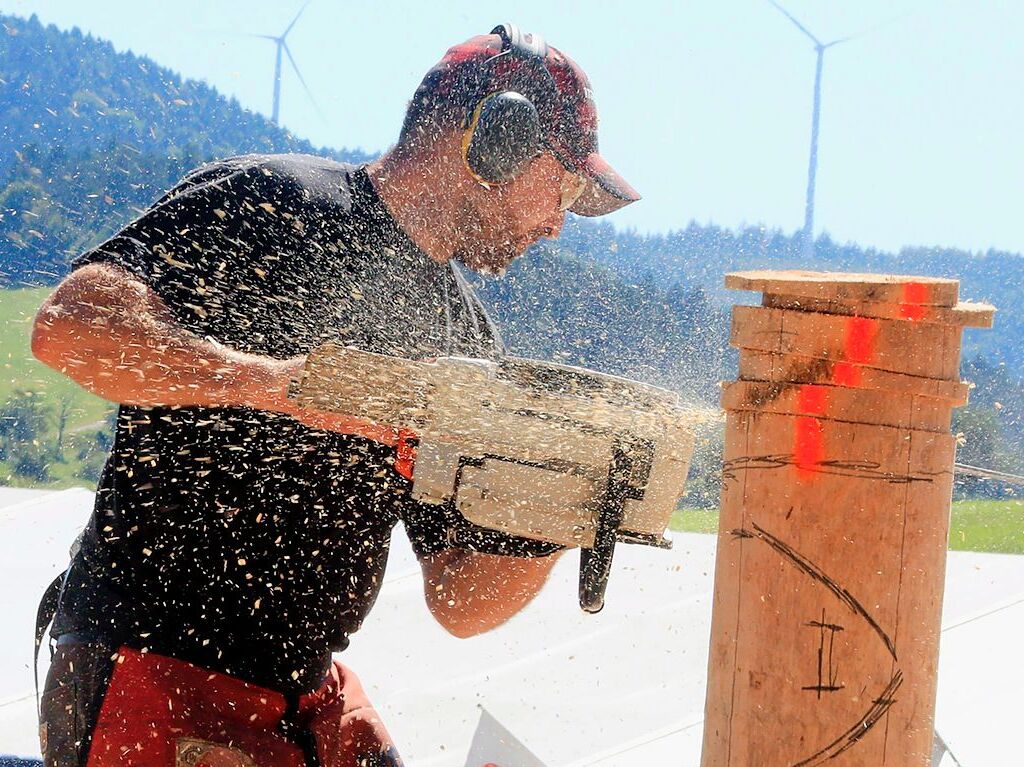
[70,645,400,767]
[38,630,403,765]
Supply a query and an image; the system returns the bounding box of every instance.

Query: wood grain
[730,305,963,380]
[704,271,979,767]
[703,409,957,766]
[737,350,971,405]
[762,293,994,328]
[720,380,953,433]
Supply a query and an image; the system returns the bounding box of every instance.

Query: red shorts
[81,646,401,767]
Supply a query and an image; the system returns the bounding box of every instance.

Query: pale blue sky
[4,0,1023,255]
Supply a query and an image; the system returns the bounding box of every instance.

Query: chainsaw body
[291,345,696,611]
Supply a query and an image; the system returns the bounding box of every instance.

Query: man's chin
[453,248,518,276]
[476,263,509,277]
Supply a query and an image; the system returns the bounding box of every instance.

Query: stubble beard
[450,199,520,276]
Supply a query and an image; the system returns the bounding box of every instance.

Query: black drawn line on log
[792,670,904,767]
[722,454,942,485]
[802,685,845,694]
[828,621,840,692]
[730,523,904,765]
[805,618,845,632]
[803,608,845,699]
[730,523,897,661]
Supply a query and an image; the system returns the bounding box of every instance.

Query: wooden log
[762,293,995,328]
[731,305,963,380]
[720,380,953,433]
[702,412,957,766]
[726,271,960,307]
[703,270,987,767]
[737,350,971,405]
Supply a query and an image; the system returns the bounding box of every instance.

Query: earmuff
[461,24,559,186]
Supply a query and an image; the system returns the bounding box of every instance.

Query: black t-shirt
[54,154,504,694]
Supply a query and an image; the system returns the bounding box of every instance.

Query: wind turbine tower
[768,1,852,261]
[256,2,314,125]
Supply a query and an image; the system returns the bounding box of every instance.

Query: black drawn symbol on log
[730,522,903,767]
[802,608,845,699]
[730,524,896,661]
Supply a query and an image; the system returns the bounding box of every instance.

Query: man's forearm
[32,264,290,410]
[422,549,564,638]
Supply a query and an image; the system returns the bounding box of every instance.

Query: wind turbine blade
[824,35,853,49]
[250,33,281,42]
[283,41,328,122]
[831,7,918,48]
[282,1,310,39]
[767,0,822,47]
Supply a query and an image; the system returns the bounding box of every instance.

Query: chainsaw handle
[578,441,641,613]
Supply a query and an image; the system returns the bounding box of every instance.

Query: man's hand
[419,548,565,638]
[261,356,401,446]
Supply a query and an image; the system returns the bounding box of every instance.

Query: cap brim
[568,152,640,217]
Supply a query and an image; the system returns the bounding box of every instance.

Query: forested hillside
[563,221,1020,368]
[0,11,731,394]
[0,12,371,282]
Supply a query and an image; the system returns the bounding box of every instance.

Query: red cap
[409,31,640,217]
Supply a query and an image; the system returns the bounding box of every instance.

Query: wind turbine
[254,2,319,125]
[767,1,853,261]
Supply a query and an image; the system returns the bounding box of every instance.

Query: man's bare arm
[32,263,399,443]
[419,549,564,638]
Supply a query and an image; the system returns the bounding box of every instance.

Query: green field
[947,499,1024,554]
[670,500,1024,555]
[1,287,110,422]
[1,287,114,487]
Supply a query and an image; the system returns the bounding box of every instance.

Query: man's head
[378,24,639,273]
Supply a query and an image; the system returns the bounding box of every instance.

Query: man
[32,24,639,767]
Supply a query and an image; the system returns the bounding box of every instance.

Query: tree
[954,406,1004,499]
[0,390,53,481]
[53,394,73,461]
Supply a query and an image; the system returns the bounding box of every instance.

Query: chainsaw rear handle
[578,439,649,613]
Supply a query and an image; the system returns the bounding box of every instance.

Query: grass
[669,507,720,535]
[670,500,1024,555]
[948,499,1024,554]
[1,287,114,488]
[1,287,111,426]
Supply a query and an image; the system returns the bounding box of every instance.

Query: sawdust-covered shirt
[54,154,504,694]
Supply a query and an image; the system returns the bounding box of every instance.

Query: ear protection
[461,24,559,186]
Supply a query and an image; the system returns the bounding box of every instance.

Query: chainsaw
[290,343,695,612]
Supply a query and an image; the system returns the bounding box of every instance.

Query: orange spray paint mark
[900,303,927,321]
[902,281,929,303]
[899,281,929,321]
[797,384,829,415]
[794,385,828,480]
[831,361,862,387]
[794,416,824,481]
[831,315,878,388]
[844,316,878,364]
